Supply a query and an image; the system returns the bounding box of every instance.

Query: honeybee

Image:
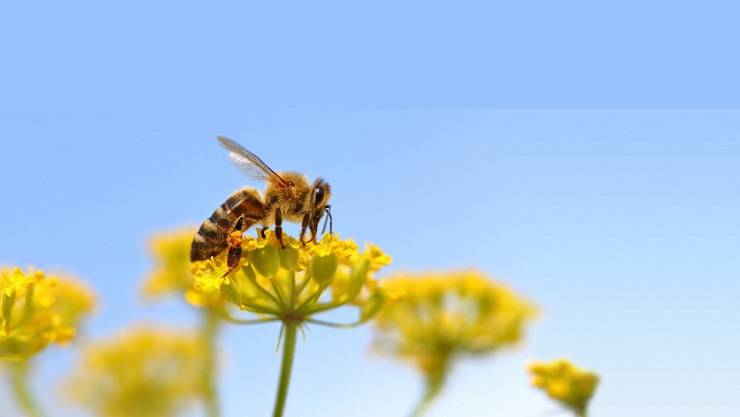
[191,136,332,275]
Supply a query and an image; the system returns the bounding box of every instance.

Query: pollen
[226,230,243,248]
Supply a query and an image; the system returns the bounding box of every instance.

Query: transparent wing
[217,136,288,186]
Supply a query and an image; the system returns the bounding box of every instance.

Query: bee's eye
[314,186,325,205]
[287,181,294,187]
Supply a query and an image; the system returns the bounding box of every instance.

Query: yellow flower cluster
[190,231,391,322]
[0,267,95,361]
[528,359,599,417]
[66,327,208,417]
[373,271,537,392]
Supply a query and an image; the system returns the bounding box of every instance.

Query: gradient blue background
[0,110,738,417]
[2,1,740,108]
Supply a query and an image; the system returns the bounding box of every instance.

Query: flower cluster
[66,327,208,417]
[373,271,537,396]
[528,359,599,417]
[190,231,391,323]
[1,267,95,361]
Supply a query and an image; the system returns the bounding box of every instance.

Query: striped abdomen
[190,187,265,261]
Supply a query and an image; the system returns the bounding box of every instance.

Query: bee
[190,136,332,275]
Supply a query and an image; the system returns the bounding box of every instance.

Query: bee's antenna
[321,205,333,235]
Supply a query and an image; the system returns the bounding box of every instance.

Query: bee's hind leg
[222,215,246,278]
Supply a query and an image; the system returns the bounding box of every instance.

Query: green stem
[219,311,279,325]
[8,362,45,417]
[201,310,221,417]
[409,384,444,417]
[305,317,368,328]
[408,362,448,417]
[272,320,299,417]
[408,387,437,417]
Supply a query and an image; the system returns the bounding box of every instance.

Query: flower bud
[250,244,281,278]
[279,245,300,271]
[2,292,15,324]
[347,258,370,300]
[310,253,338,286]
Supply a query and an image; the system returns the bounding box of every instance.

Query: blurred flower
[142,227,227,417]
[66,327,208,417]
[141,227,224,308]
[141,228,193,297]
[189,231,390,324]
[0,267,95,361]
[528,359,599,417]
[372,271,537,416]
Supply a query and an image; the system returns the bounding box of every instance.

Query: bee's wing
[217,136,288,187]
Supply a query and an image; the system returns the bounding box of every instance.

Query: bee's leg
[223,215,246,278]
[274,207,285,249]
[258,226,268,239]
[299,213,310,246]
[308,214,320,244]
[226,245,242,275]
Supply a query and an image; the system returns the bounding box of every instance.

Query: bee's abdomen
[190,187,265,262]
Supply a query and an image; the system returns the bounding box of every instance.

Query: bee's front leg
[299,213,310,246]
[274,207,285,249]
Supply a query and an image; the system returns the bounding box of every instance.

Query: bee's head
[309,178,332,235]
[309,178,331,212]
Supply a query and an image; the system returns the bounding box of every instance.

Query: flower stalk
[408,356,448,417]
[409,387,438,417]
[272,320,298,417]
[201,310,221,417]
[9,362,46,417]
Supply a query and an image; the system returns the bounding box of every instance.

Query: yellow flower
[65,327,208,417]
[527,359,599,417]
[190,231,390,417]
[189,231,389,324]
[141,228,224,308]
[0,267,95,361]
[372,271,537,408]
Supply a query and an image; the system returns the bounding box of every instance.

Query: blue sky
[2,1,740,108]
[1,109,738,417]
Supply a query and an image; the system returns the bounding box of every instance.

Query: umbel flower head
[372,271,537,415]
[66,327,208,417]
[191,230,390,417]
[0,267,95,361]
[528,359,599,417]
[141,227,224,308]
[189,231,391,325]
